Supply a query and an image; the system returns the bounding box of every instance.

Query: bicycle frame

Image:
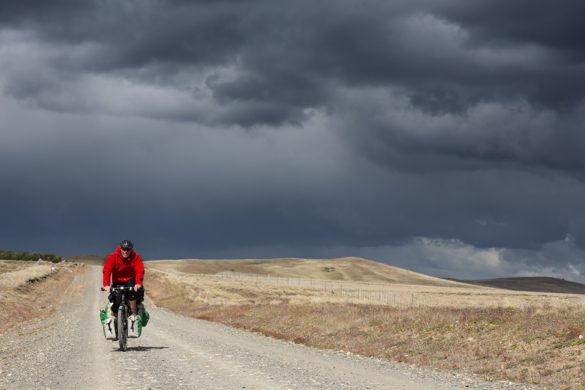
[110,286,134,351]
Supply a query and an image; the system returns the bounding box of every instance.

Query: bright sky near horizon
[2,1,585,281]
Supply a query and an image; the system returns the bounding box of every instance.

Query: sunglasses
[121,248,132,251]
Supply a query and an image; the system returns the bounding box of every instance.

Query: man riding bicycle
[102,239,145,339]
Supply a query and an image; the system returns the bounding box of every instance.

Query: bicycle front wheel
[117,305,127,351]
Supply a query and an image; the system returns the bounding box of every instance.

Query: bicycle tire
[118,304,127,351]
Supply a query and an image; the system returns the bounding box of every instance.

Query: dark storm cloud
[0,94,351,254]
[0,0,85,22]
[434,0,585,109]
[438,1,585,53]
[2,0,585,121]
[2,0,585,279]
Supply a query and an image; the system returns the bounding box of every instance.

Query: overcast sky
[2,0,585,281]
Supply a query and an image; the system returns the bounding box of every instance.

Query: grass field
[0,262,56,290]
[0,260,32,275]
[0,261,84,334]
[147,257,469,286]
[146,258,585,388]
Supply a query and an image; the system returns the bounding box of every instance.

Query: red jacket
[102,245,144,286]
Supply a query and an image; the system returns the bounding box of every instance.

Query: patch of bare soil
[0,263,86,334]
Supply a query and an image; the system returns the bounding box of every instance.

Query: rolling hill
[457,276,585,294]
[146,257,473,288]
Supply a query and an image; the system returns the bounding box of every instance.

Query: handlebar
[111,286,135,291]
[101,286,135,291]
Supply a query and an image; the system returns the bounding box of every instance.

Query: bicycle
[103,286,142,351]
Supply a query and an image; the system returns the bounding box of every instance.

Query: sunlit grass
[147,265,585,388]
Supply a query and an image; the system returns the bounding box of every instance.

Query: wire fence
[216,271,419,306]
[211,271,585,309]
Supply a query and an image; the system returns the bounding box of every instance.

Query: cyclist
[102,239,145,339]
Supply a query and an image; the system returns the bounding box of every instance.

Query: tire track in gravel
[0,266,535,390]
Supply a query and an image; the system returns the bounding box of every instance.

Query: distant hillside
[147,257,473,288]
[64,255,106,265]
[0,249,62,263]
[457,277,585,294]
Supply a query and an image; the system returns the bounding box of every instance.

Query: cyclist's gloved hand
[102,285,110,293]
[134,284,142,292]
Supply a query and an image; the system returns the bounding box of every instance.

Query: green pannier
[140,304,150,327]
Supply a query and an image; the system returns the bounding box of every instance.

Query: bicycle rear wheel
[117,304,127,351]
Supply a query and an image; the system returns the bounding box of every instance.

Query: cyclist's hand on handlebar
[134,284,142,292]
[102,285,110,294]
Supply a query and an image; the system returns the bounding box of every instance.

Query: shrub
[0,249,62,263]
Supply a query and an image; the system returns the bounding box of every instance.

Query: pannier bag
[140,304,150,327]
[99,303,113,339]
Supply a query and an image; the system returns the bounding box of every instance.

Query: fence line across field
[211,271,585,309]
[215,271,419,306]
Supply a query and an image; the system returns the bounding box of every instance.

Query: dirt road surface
[0,267,534,389]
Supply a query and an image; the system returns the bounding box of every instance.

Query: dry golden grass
[186,303,585,387]
[145,259,585,388]
[0,261,85,334]
[0,263,56,289]
[0,260,32,275]
[147,260,585,309]
[146,268,335,307]
[147,257,469,287]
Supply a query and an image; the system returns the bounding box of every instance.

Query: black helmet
[120,240,134,250]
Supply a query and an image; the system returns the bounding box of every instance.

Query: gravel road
[0,266,537,390]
